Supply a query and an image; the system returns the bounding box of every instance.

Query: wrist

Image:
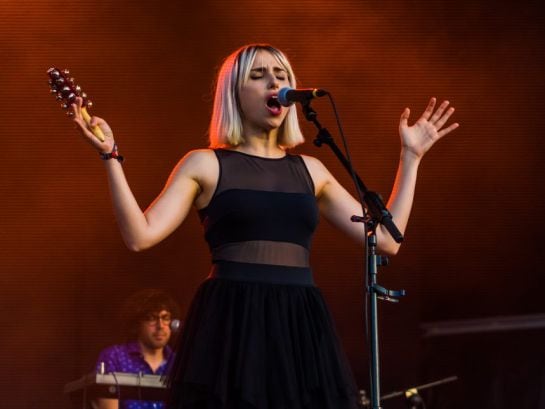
[99,143,124,163]
[400,148,422,165]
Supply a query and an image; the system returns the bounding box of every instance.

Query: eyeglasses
[143,313,172,326]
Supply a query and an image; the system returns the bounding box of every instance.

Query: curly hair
[119,288,180,340]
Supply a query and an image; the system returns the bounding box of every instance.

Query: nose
[267,74,280,90]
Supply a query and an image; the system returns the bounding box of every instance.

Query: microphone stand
[301,102,405,409]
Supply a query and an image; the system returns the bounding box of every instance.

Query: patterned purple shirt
[95,342,173,409]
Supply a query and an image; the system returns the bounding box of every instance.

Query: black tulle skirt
[167,261,361,409]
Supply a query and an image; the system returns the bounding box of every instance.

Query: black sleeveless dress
[168,149,360,409]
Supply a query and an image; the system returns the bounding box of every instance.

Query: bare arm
[91,398,118,409]
[71,98,216,251]
[305,98,459,256]
[103,149,211,251]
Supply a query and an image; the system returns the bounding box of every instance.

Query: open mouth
[266,95,282,116]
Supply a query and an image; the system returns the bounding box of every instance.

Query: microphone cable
[324,92,371,389]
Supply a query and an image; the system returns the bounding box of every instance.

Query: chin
[144,338,169,350]
[264,118,284,131]
[150,342,167,350]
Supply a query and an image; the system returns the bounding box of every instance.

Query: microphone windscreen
[170,319,181,333]
[278,87,294,107]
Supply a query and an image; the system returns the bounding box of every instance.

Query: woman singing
[72,43,458,409]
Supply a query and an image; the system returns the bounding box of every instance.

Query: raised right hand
[71,97,115,154]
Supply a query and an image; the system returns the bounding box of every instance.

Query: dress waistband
[208,261,315,286]
[211,240,310,267]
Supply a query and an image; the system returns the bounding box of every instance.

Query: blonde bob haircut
[208,44,304,149]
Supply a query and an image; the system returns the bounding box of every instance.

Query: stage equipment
[64,372,167,408]
[298,93,405,409]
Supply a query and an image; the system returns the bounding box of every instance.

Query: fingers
[70,97,83,119]
[90,116,103,127]
[420,97,436,120]
[72,116,94,139]
[72,116,86,132]
[422,98,458,133]
[438,122,460,138]
[434,106,455,130]
[429,100,450,124]
[69,97,113,149]
[399,107,410,128]
[71,105,99,138]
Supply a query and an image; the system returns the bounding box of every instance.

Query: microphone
[277,87,328,107]
[162,318,182,382]
[170,319,182,333]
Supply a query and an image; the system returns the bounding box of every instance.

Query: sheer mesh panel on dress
[202,149,317,268]
[211,240,310,267]
[212,149,314,197]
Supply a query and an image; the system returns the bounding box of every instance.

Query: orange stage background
[1,0,544,408]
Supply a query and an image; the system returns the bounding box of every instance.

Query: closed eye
[249,75,286,82]
[250,66,288,81]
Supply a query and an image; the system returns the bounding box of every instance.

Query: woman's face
[238,49,291,136]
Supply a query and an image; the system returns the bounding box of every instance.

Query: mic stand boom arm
[302,102,405,409]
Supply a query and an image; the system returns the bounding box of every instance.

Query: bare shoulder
[300,154,327,173]
[299,154,331,196]
[168,149,219,208]
[177,148,216,171]
[169,148,217,179]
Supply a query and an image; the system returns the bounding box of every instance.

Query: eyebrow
[250,66,287,74]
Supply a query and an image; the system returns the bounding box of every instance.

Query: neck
[236,129,285,157]
[138,341,164,361]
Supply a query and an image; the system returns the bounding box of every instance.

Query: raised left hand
[399,97,459,159]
